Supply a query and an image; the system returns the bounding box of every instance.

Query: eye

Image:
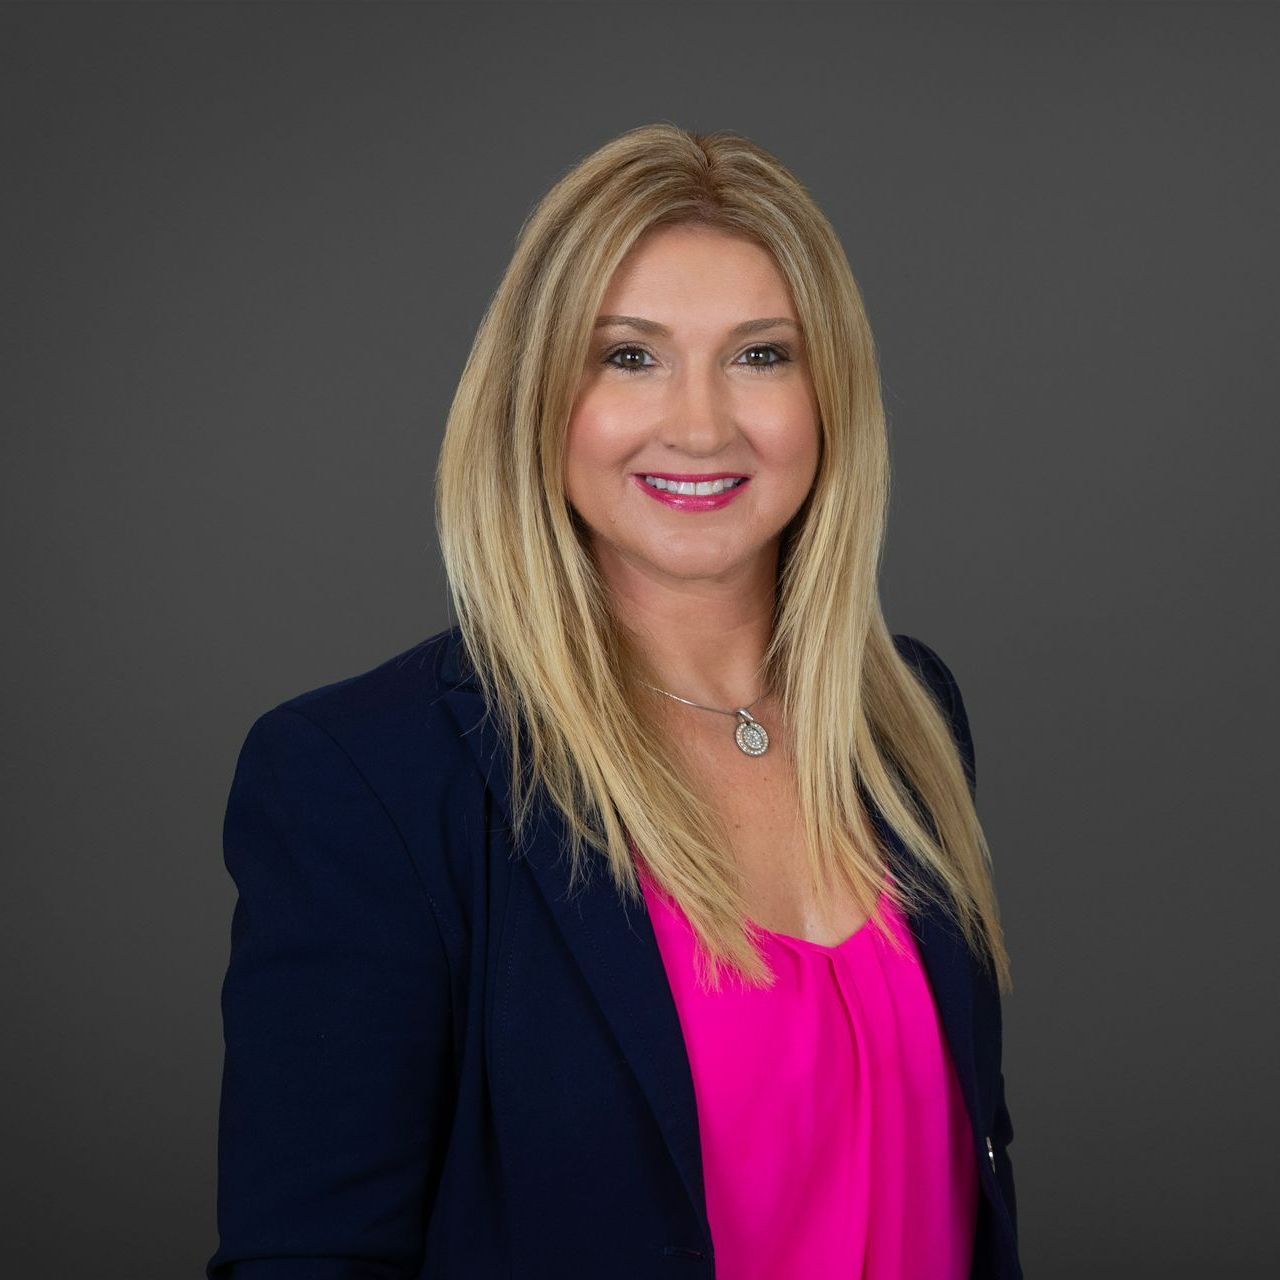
[603,344,655,374]
[602,342,792,375]
[737,343,790,373]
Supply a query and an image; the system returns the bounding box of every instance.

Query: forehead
[598,224,796,323]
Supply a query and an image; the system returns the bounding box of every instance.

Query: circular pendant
[734,710,769,757]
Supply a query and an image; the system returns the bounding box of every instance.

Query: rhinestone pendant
[734,709,769,757]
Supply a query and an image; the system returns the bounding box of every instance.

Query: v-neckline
[639,860,893,955]
[745,882,892,954]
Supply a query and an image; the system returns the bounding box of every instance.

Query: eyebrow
[594,314,802,339]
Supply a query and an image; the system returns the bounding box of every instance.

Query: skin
[565,222,865,944]
[565,222,821,718]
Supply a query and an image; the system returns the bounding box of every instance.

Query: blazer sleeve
[908,637,1019,1244]
[206,707,455,1280]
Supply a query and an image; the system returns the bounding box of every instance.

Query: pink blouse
[638,862,978,1279]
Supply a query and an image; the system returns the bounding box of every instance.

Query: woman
[207,123,1022,1279]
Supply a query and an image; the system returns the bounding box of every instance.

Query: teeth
[643,475,744,495]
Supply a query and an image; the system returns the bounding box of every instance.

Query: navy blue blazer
[207,625,1022,1279]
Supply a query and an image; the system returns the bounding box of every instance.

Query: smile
[642,474,745,495]
[631,473,751,511]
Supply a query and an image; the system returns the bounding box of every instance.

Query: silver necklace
[637,681,771,757]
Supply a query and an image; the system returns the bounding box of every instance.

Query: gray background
[3,2,1276,1276]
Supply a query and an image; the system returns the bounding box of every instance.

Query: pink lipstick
[631,472,750,512]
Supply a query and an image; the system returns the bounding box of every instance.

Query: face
[565,222,821,598]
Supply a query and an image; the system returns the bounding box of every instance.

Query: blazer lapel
[437,634,710,1236]
[437,629,981,1241]
[867,799,980,1138]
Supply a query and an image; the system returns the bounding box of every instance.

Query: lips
[631,473,751,512]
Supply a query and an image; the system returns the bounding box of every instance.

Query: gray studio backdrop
[3,3,1275,1277]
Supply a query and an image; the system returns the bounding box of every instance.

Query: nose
[656,359,738,455]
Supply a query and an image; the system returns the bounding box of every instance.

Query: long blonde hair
[435,121,1012,995]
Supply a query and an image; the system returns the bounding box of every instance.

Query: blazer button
[985,1134,996,1173]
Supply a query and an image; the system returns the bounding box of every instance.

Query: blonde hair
[434,121,1012,994]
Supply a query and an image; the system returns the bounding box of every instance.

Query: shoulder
[891,631,976,790]
[227,626,485,953]
[892,632,954,704]
[267,624,458,736]
[237,624,483,817]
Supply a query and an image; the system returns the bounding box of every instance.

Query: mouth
[631,472,751,511]
[633,472,749,496]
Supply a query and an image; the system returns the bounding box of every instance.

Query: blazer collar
[437,627,978,1246]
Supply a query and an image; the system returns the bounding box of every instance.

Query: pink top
[638,863,978,1279]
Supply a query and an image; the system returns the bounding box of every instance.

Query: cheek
[564,408,630,521]
[753,400,821,476]
[565,396,641,477]
[564,406,599,485]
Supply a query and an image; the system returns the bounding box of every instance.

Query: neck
[602,553,779,711]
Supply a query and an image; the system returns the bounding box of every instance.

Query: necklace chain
[636,679,773,757]
[636,681,768,718]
